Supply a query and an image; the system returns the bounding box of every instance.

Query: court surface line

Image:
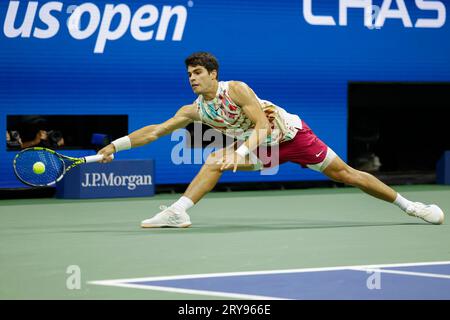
[88,282,286,300]
[349,267,450,280]
[89,260,450,285]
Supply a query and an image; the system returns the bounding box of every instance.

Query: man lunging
[98,52,445,227]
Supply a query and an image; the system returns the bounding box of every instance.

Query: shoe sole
[141,223,192,228]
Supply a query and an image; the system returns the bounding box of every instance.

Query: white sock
[170,196,194,213]
[393,193,412,211]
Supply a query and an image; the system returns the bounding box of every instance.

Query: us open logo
[2,1,189,53]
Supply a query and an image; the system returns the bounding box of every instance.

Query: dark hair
[185,52,219,78]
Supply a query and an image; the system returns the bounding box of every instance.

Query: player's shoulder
[228,81,254,103]
[228,80,250,91]
[228,81,252,95]
[176,104,200,121]
[177,103,196,114]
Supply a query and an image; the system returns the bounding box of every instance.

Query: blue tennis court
[91,261,450,300]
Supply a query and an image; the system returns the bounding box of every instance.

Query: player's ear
[211,70,218,80]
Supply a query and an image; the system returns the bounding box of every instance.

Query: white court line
[350,268,450,280]
[90,282,286,300]
[90,260,450,284]
[89,260,450,299]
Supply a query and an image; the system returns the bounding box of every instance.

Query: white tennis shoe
[406,202,445,225]
[141,205,192,228]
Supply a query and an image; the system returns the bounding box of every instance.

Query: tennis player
[98,52,445,227]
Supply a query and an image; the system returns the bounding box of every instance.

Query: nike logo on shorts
[315,150,324,158]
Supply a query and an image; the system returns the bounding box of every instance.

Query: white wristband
[236,144,250,157]
[111,136,131,152]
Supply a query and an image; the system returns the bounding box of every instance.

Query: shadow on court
[33,221,424,235]
[135,221,426,234]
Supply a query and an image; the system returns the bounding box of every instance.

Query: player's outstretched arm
[129,104,198,147]
[98,104,198,162]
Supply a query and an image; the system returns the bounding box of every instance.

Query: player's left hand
[219,152,244,173]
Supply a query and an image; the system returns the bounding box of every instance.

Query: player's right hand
[97,144,115,163]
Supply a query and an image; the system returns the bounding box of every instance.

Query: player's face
[187,65,217,94]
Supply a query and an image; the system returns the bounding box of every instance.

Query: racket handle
[83,153,115,163]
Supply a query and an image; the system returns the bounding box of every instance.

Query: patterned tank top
[194,81,302,146]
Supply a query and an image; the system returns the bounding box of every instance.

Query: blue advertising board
[1,0,450,188]
[55,160,155,198]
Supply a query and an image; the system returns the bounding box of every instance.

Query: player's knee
[206,163,222,173]
[204,154,222,172]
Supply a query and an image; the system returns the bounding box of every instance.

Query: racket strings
[14,150,65,186]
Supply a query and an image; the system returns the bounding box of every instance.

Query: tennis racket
[13,147,114,187]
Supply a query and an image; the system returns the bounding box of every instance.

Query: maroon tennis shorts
[255,120,329,169]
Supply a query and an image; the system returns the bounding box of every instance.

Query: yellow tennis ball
[33,162,46,174]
